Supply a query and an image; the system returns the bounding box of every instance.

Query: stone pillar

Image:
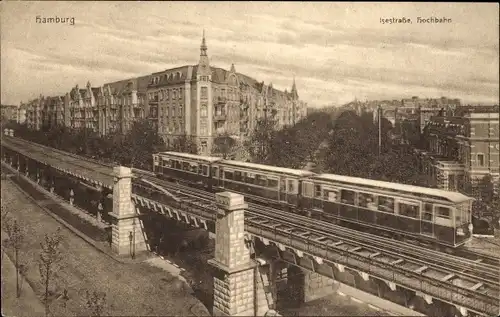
[109,166,146,256]
[208,192,268,316]
[286,266,336,304]
[303,270,336,302]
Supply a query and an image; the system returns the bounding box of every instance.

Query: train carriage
[213,160,314,207]
[153,152,222,189]
[304,174,474,248]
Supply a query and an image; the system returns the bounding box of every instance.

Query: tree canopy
[213,133,237,159]
[171,133,198,154]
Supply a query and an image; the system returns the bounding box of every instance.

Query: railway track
[133,171,500,300]
[3,136,115,182]
[3,137,499,307]
[134,169,500,266]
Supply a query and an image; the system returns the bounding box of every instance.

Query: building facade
[1,104,19,123]
[97,76,150,136]
[146,33,307,155]
[17,32,307,156]
[68,82,100,132]
[416,105,499,193]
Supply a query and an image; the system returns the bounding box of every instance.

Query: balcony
[217,96,227,105]
[215,127,226,135]
[214,113,226,121]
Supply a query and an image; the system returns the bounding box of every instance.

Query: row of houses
[19,33,307,156]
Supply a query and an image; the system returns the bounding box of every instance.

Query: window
[449,174,456,190]
[200,120,207,135]
[190,163,198,174]
[358,193,377,210]
[378,196,395,213]
[436,206,450,219]
[202,165,208,176]
[302,182,314,197]
[314,185,322,198]
[201,87,208,99]
[340,190,356,205]
[422,203,433,221]
[179,88,183,98]
[224,171,233,180]
[323,189,338,202]
[477,154,485,166]
[398,202,419,218]
[200,105,207,117]
[234,171,242,182]
[256,175,267,187]
[212,167,219,178]
[280,179,286,192]
[287,180,296,193]
[268,177,279,189]
[173,90,177,99]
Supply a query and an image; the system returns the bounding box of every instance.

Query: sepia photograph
[1,1,499,317]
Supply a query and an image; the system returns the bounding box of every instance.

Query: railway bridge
[1,130,499,317]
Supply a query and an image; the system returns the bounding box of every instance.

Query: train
[152,151,474,249]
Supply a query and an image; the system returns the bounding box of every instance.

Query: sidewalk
[1,234,45,317]
[2,162,151,265]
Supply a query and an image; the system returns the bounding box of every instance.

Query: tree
[245,117,276,164]
[171,132,198,154]
[2,212,26,298]
[39,227,64,317]
[268,111,334,169]
[213,133,237,159]
[84,289,107,317]
[123,119,167,169]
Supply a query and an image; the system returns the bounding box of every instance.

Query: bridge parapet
[245,222,498,317]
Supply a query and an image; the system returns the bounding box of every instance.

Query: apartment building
[415,105,499,193]
[146,33,307,155]
[18,32,307,155]
[98,76,150,136]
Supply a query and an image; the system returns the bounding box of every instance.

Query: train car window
[234,171,242,182]
[340,190,356,205]
[398,202,419,218]
[190,163,198,174]
[224,170,233,180]
[212,167,219,178]
[280,179,286,192]
[323,189,338,202]
[378,196,395,213]
[422,203,433,221]
[202,165,208,176]
[314,185,322,198]
[302,182,314,197]
[175,160,181,169]
[436,206,450,219]
[358,193,377,210]
[219,169,224,179]
[257,175,268,187]
[268,177,279,189]
[246,172,255,184]
[171,160,176,168]
[287,180,296,193]
[182,162,190,171]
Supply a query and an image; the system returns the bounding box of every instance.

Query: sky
[1,2,498,107]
